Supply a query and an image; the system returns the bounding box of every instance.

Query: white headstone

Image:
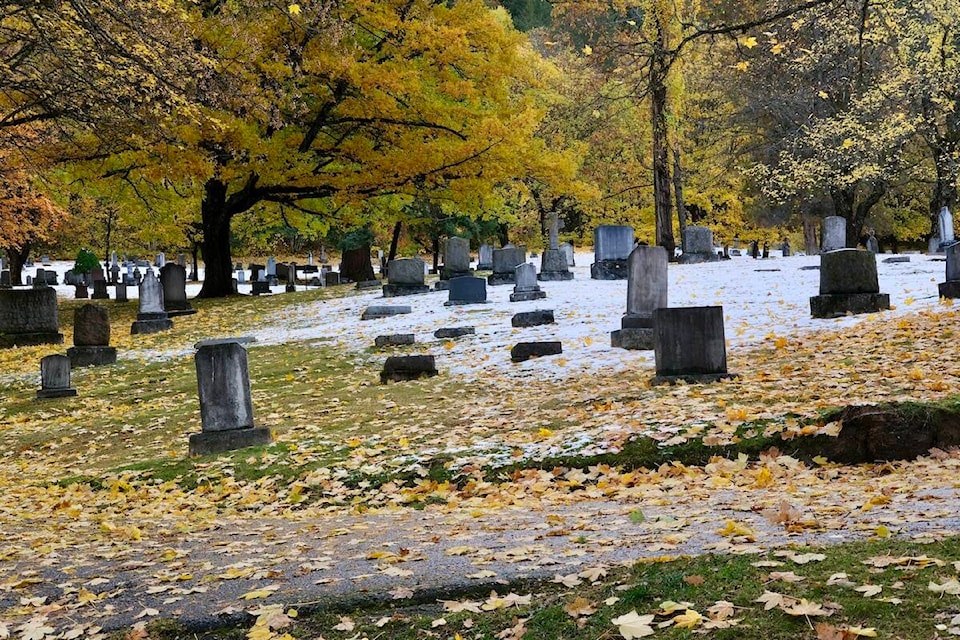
[138,270,166,314]
[939,206,955,245]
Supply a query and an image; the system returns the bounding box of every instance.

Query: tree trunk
[672,145,688,253]
[388,221,402,262]
[650,18,675,257]
[803,216,819,255]
[431,235,440,273]
[6,244,29,286]
[197,178,236,298]
[497,223,509,247]
[340,244,375,283]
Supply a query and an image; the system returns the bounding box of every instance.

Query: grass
[133,535,960,639]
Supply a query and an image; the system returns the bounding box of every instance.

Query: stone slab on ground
[361,305,412,320]
[511,341,562,362]
[511,309,555,328]
[380,355,438,383]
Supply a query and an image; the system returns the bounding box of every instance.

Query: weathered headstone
[0,288,63,347]
[130,270,174,334]
[612,246,668,350]
[511,341,562,363]
[434,327,475,339]
[74,283,88,299]
[265,257,279,286]
[488,246,526,285]
[177,253,187,267]
[591,225,634,279]
[929,236,943,254]
[940,206,955,247]
[441,237,472,280]
[325,271,341,287]
[510,262,547,302]
[938,242,960,298]
[37,354,77,399]
[865,230,879,254]
[236,266,246,284]
[477,243,494,270]
[115,282,128,303]
[678,226,720,264]
[511,309,555,327]
[538,213,574,281]
[91,279,109,300]
[445,276,487,305]
[380,355,438,383]
[383,258,430,296]
[160,263,196,316]
[560,242,575,268]
[821,216,846,252]
[286,262,297,292]
[651,306,735,385]
[109,263,121,284]
[781,239,791,257]
[67,304,117,367]
[156,252,166,268]
[40,255,51,266]
[809,249,890,318]
[0,270,10,288]
[361,305,412,320]
[188,340,271,456]
[374,334,415,347]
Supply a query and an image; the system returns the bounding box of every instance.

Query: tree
[0,163,67,285]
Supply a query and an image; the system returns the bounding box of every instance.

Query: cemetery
[7,1,960,638]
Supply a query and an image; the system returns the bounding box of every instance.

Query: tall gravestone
[810,249,890,318]
[382,258,430,296]
[189,340,271,456]
[821,216,847,252]
[265,257,279,286]
[0,288,63,347]
[591,225,634,279]
[938,242,960,298]
[510,263,546,302]
[560,242,575,268]
[130,271,174,334]
[651,306,735,385]
[445,276,487,305]
[156,252,166,268]
[37,354,77,399]
[678,226,720,264]
[67,304,117,367]
[477,243,494,270]
[160,263,196,316]
[441,237,472,281]
[612,246,667,350]
[487,246,526,285]
[539,213,573,281]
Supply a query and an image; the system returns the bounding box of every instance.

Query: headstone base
[512,309,555,327]
[651,372,738,386]
[590,260,628,280]
[441,269,473,281]
[809,293,890,318]
[380,355,438,383]
[510,290,547,302]
[939,281,960,299]
[476,262,493,271]
[434,327,475,339]
[444,299,488,306]
[677,252,720,264]
[487,273,516,286]
[361,305,412,320]
[611,328,654,350]
[189,427,272,456]
[251,282,271,295]
[374,334,415,347]
[511,341,562,362]
[537,270,574,281]
[382,284,430,297]
[36,387,78,399]
[0,332,64,348]
[355,279,380,290]
[131,312,173,335]
[67,346,117,368]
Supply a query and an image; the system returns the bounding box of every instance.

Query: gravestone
[940,207,955,248]
[560,242,575,268]
[374,334,415,348]
[380,355,438,383]
[0,288,63,347]
[25,276,32,286]
[324,271,341,287]
[189,340,271,456]
[678,226,720,264]
[487,246,526,285]
[383,258,430,296]
[249,263,264,281]
[40,255,51,266]
[156,252,166,268]
[67,304,117,367]
[74,283,88,299]
[866,230,879,254]
[612,246,668,350]
[651,306,735,385]
[809,249,890,318]
[124,264,135,285]
[130,270,174,334]
[511,341,562,363]
[591,225,634,279]
[539,212,574,281]
[251,280,271,295]
[938,242,960,298]
[441,237,472,281]
[236,266,246,284]
[477,243,494,270]
[177,253,187,267]
[929,236,943,254]
[160,263,196,316]
[361,305,412,320]
[91,279,109,300]
[265,257,279,286]
[512,309,555,327]
[781,239,791,257]
[0,270,10,288]
[286,262,297,292]
[109,264,120,284]
[115,283,128,303]
[36,354,77,399]
[510,262,547,302]
[821,216,847,252]
[445,276,487,305]
[434,327,475,339]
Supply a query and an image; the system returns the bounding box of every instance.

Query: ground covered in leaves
[2,270,960,639]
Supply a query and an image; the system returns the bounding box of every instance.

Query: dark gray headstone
[189,341,271,456]
[591,225,634,279]
[0,270,10,288]
[678,226,720,264]
[810,249,889,318]
[37,354,77,399]
[324,271,341,287]
[361,305,412,320]
[510,263,546,302]
[538,249,573,281]
[511,341,562,363]
[160,264,196,315]
[445,276,487,305]
[115,283,128,303]
[91,280,109,300]
[384,258,430,296]
[69,305,117,367]
[0,288,63,347]
[374,333,415,347]
[612,246,668,350]
[477,243,494,270]
[488,247,526,285]
[512,309,555,328]
[939,243,960,298]
[651,306,734,385]
[380,355,438,383]
[442,237,472,278]
[434,327,475,339]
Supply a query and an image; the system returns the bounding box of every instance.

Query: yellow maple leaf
[717,519,755,539]
[287,3,301,16]
[240,587,278,600]
[582,45,593,55]
[741,36,758,48]
[611,610,655,638]
[673,609,703,629]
